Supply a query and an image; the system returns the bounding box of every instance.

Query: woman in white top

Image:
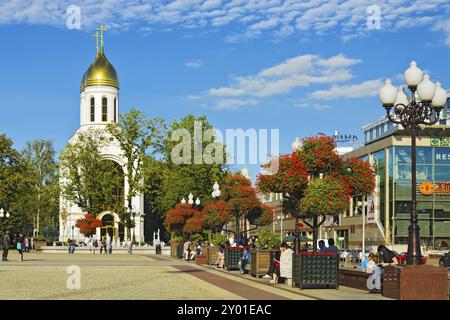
[280,242,294,284]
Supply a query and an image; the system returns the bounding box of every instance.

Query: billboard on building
[366,175,380,224]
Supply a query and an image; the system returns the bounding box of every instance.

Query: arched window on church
[114,98,117,123]
[102,97,108,122]
[90,97,95,122]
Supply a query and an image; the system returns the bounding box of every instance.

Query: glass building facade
[367,145,450,247]
[343,105,450,249]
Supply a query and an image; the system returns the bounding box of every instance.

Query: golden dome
[80,50,119,92]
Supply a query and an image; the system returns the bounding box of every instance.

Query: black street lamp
[379,61,447,265]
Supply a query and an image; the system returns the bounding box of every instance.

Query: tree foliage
[59,130,124,215]
[75,213,103,236]
[20,139,59,234]
[257,134,375,251]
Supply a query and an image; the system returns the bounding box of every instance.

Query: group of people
[183,240,203,261]
[2,231,33,262]
[361,245,399,294]
[68,236,117,254]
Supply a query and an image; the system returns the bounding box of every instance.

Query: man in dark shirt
[324,238,339,255]
[2,231,11,261]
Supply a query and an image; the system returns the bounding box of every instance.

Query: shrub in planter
[257,230,281,250]
[170,236,184,258]
[212,233,228,246]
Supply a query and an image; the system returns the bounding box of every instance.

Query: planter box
[250,250,272,278]
[382,265,448,300]
[171,244,183,258]
[195,254,208,265]
[34,240,47,251]
[293,252,339,289]
[207,246,219,265]
[339,269,371,290]
[224,248,243,271]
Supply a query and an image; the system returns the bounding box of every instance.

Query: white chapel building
[59,30,145,244]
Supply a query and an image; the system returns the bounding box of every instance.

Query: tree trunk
[236,216,240,245]
[208,229,212,244]
[312,214,318,253]
[295,217,299,254]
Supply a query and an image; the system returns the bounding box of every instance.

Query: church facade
[59,29,145,244]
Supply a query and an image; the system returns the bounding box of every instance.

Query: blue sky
[1,0,450,180]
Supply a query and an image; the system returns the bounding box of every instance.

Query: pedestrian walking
[93,239,98,254]
[100,238,106,254]
[270,250,281,284]
[16,235,24,261]
[127,240,133,254]
[2,231,11,261]
[24,236,30,253]
[106,237,112,254]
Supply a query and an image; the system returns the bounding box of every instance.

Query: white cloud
[185,60,203,68]
[194,53,375,110]
[1,1,449,44]
[310,79,384,100]
[207,53,359,101]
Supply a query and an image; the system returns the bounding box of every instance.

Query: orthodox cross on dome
[92,31,99,55]
[97,25,108,52]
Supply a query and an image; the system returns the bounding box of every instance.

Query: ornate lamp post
[181,193,201,207]
[0,208,11,232]
[379,61,447,265]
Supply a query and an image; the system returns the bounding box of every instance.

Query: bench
[339,268,371,290]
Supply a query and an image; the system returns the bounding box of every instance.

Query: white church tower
[59,27,145,244]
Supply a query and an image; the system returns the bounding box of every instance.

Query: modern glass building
[342,96,450,249]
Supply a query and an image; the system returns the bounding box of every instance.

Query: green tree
[59,130,124,216]
[107,108,166,241]
[159,114,227,213]
[21,139,59,235]
[0,134,29,233]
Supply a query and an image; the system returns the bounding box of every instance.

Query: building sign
[430,137,449,147]
[366,175,380,224]
[418,181,450,196]
[435,148,450,164]
[332,132,358,144]
[366,196,376,224]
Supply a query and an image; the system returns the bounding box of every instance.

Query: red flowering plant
[202,200,231,231]
[257,134,376,252]
[164,203,201,233]
[247,204,275,226]
[75,213,103,237]
[297,135,342,176]
[220,173,272,242]
[183,210,206,234]
[340,158,376,196]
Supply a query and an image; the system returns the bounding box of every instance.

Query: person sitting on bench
[367,245,399,294]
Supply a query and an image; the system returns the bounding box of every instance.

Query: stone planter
[195,254,208,265]
[382,265,448,300]
[293,252,339,289]
[224,248,243,271]
[171,244,183,258]
[250,249,272,278]
[206,246,219,265]
[34,240,47,251]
